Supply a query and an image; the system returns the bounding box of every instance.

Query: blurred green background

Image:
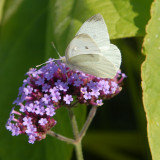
[0,0,156,159]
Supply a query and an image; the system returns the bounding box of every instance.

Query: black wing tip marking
[76,34,90,39]
[87,14,103,22]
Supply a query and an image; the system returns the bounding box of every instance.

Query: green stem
[74,142,83,160]
[47,130,75,144]
[68,108,84,160]
[68,108,79,139]
[79,106,97,141]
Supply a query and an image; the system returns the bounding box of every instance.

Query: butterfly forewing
[76,14,110,49]
[65,34,101,60]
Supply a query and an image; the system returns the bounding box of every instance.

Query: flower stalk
[68,108,79,139]
[47,130,75,144]
[79,106,98,141]
[74,142,83,160]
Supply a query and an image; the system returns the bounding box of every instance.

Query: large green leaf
[141,0,160,159]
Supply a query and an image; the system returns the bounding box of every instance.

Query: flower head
[6,58,126,144]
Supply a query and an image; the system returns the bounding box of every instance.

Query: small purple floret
[84,92,92,100]
[74,79,83,87]
[35,77,44,86]
[23,117,32,126]
[38,118,48,126]
[63,94,73,104]
[81,87,87,94]
[28,134,36,144]
[96,99,103,106]
[55,80,69,91]
[23,86,33,95]
[45,105,55,116]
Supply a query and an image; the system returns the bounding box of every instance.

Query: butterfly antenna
[36,59,54,67]
[51,42,62,58]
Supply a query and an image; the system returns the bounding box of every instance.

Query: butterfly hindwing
[67,54,116,78]
[100,44,121,73]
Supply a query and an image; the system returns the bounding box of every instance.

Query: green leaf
[141,0,160,159]
[0,0,5,22]
[0,0,52,159]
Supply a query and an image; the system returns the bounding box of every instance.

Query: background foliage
[0,0,158,159]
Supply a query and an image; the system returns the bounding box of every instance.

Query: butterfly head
[60,56,66,63]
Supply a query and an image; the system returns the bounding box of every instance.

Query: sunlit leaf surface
[142,0,160,159]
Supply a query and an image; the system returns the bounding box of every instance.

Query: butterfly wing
[100,44,121,73]
[74,14,121,72]
[67,54,116,78]
[65,34,119,78]
[65,13,121,78]
[65,33,101,60]
[76,14,110,49]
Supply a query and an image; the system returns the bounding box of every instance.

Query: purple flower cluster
[6,58,126,144]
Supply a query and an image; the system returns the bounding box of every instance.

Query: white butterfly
[38,14,121,78]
